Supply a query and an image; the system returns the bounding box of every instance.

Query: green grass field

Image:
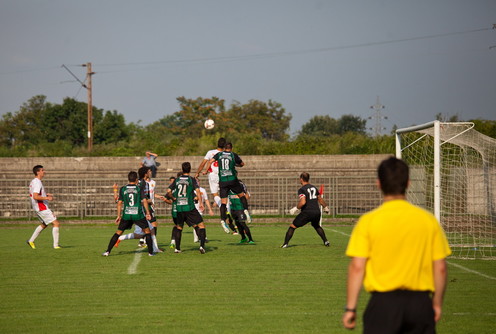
[0,223,494,333]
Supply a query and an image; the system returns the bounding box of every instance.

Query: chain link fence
[1,175,382,220]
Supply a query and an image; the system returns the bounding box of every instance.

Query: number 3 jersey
[298,184,320,212]
[118,184,147,220]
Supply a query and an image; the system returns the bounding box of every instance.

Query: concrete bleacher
[0,154,390,220]
[0,154,389,179]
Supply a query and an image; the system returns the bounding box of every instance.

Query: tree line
[0,95,494,157]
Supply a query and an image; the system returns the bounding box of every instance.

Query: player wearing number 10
[281,172,330,248]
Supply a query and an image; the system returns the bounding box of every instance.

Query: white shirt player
[195,187,209,215]
[203,148,223,195]
[29,178,49,212]
[203,148,222,174]
[146,179,156,205]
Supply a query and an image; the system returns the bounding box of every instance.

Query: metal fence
[1,175,382,220]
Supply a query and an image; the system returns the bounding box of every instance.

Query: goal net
[396,121,495,259]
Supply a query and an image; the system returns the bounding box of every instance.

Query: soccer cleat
[148,253,155,257]
[324,241,330,247]
[281,244,288,248]
[239,238,248,244]
[194,239,199,243]
[26,241,36,249]
[53,245,62,249]
[221,221,230,233]
[199,246,206,254]
[155,248,164,253]
[102,251,110,256]
[174,249,182,253]
[244,210,252,224]
[114,239,121,248]
[232,232,239,236]
[248,240,255,244]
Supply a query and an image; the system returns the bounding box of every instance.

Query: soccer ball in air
[204,119,215,130]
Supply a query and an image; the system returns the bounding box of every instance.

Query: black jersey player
[281,172,330,248]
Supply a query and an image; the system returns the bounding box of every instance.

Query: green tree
[94,110,131,144]
[0,95,49,148]
[226,99,291,141]
[152,96,226,136]
[300,115,338,137]
[470,119,496,139]
[338,114,367,134]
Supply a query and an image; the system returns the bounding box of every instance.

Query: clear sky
[1,0,495,136]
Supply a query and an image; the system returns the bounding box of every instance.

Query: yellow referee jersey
[346,200,452,292]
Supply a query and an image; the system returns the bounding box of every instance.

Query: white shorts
[36,209,57,225]
[134,221,154,235]
[208,172,220,195]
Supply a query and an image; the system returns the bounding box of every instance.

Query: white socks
[29,225,44,242]
[214,195,221,207]
[152,234,159,252]
[52,227,59,247]
[119,233,135,241]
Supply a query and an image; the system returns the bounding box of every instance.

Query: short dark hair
[378,157,409,195]
[138,166,149,179]
[217,137,226,149]
[169,176,176,182]
[225,142,233,150]
[33,165,43,175]
[128,171,138,182]
[300,172,310,182]
[182,162,191,173]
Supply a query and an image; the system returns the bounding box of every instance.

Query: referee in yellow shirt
[343,157,452,333]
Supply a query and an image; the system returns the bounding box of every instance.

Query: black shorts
[231,209,246,223]
[118,218,149,231]
[219,180,245,198]
[363,290,435,334]
[148,206,156,223]
[292,210,321,228]
[176,209,203,228]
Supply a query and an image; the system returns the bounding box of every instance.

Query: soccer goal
[395,121,495,259]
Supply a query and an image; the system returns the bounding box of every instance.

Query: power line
[94,26,492,71]
[0,25,492,76]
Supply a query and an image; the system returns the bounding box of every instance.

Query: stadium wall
[0,155,390,221]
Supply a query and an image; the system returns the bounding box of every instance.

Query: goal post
[396,121,495,259]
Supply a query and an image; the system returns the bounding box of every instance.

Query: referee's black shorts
[363,290,435,334]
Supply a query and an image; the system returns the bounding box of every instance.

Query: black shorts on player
[292,211,321,228]
[148,207,157,223]
[219,180,245,198]
[117,218,149,231]
[176,210,203,228]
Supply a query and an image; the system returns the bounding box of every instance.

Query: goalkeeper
[281,172,330,248]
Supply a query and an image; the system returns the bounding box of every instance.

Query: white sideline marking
[328,228,352,237]
[446,261,496,281]
[326,227,496,281]
[127,249,144,275]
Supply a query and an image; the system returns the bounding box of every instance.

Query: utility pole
[83,63,94,152]
[369,96,387,136]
